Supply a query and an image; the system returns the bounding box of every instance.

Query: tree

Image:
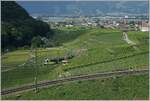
[31,36,43,48]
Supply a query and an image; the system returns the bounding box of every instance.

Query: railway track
[1,69,149,95]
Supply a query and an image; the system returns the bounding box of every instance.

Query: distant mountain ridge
[17,1,149,17]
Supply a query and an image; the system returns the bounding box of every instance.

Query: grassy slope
[1,27,149,89]
[2,74,149,100]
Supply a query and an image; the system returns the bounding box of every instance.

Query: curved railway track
[1,69,149,95]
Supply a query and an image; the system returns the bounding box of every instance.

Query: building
[139,22,149,32]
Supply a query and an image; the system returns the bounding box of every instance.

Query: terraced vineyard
[2,27,149,99]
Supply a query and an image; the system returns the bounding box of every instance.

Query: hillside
[1,27,149,100]
[1,1,53,51]
[2,27,149,89]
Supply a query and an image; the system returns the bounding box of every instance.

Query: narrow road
[123,32,136,45]
[1,69,149,95]
[122,32,138,50]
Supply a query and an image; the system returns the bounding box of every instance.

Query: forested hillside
[1,1,53,51]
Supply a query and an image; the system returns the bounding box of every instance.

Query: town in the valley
[34,15,149,32]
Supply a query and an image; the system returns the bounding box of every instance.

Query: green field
[2,27,149,90]
[2,74,149,100]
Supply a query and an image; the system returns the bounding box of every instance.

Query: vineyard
[2,27,149,93]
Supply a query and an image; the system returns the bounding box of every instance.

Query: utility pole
[34,48,38,93]
[57,47,60,64]
[83,42,88,62]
